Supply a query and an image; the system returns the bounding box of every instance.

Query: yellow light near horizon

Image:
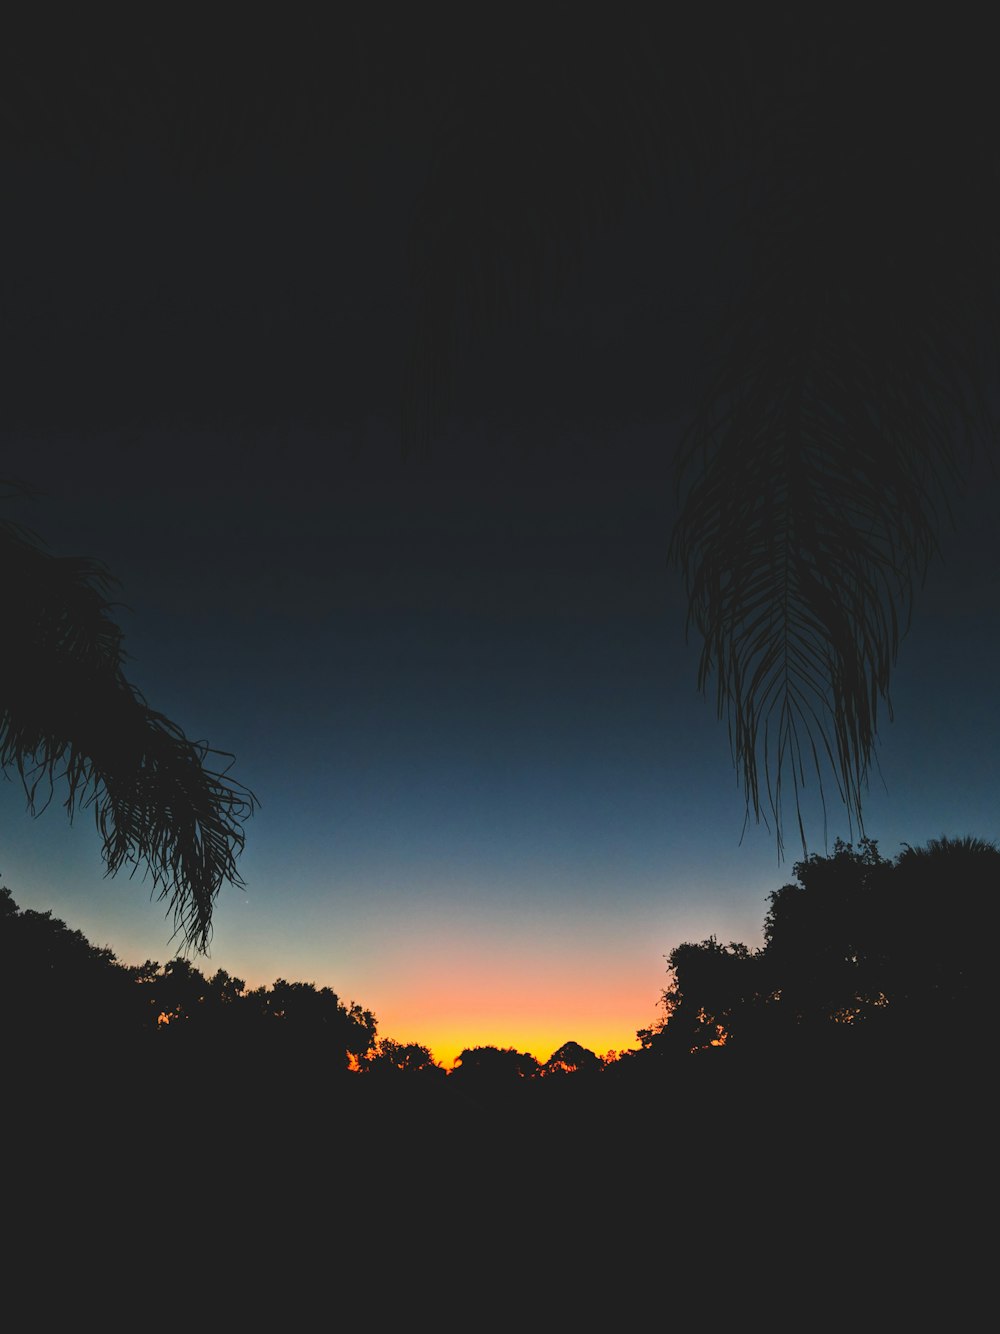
[415,1023,641,1072]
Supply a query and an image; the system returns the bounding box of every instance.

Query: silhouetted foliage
[644,835,998,1060]
[0,882,155,1067]
[452,1045,540,1083]
[542,1041,603,1077]
[364,1039,443,1078]
[0,882,377,1077]
[258,978,377,1066]
[887,835,997,1038]
[762,837,894,1038]
[646,937,762,1057]
[1,487,256,949]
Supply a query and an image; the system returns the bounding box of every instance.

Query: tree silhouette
[259,979,377,1067]
[149,957,210,1026]
[760,837,896,1048]
[364,1038,442,1077]
[452,1045,540,1084]
[0,487,255,949]
[647,835,998,1059]
[0,882,137,1049]
[887,835,997,1040]
[542,1041,603,1077]
[646,937,761,1056]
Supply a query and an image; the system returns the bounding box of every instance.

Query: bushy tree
[0,883,136,1046]
[888,836,998,1038]
[364,1039,441,1077]
[646,835,998,1058]
[642,937,761,1056]
[258,979,377,1066]
[452,1046,540,1083]
[542,1041,603,1077]
[763,837,894,1033]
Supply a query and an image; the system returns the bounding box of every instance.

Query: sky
[2,24,998,1067]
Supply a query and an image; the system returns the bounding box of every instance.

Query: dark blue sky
[2,22,998,1062]
[3,412,996,1063]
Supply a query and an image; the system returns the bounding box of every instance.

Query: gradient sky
[2,43,998,1068]
[3,422,996,1068]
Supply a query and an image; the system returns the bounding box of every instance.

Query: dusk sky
[2,18,997,1067]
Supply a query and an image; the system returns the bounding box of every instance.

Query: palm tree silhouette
[0,485,255,950]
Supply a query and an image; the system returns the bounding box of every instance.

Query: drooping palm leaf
[670,76,999,853]
[0,497,256,950]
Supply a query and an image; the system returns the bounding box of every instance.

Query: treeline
[3,834,994,1092]
[0,882,615,1084]
[0,884,376,1069]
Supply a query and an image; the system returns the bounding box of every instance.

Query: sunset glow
[2,15,998,1088]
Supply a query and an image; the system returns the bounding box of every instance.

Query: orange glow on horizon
[388,1024,642,1072]
[194,920,668,1074]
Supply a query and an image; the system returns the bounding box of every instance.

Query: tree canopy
[0,882,375,1068]
[643,835,998,1059]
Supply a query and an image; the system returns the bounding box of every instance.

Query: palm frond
[0,503,256,950]
[670,99,999,855]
